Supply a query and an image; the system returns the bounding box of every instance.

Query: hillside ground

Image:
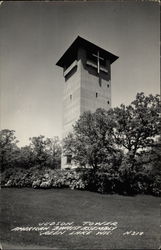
[0,188,160,249]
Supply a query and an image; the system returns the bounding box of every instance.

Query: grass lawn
[0,188,160,250]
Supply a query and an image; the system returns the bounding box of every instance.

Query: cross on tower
[92,50,104,74]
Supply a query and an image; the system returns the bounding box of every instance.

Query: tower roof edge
[56,36,119,68]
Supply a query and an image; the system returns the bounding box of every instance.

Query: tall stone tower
[56,36,118,168]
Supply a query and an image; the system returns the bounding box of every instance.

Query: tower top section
[56,36,119,69]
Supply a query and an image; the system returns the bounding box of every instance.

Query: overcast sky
[0,1,160,146]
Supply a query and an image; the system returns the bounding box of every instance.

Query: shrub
[68,171,87,190]
[79,168,120,194]
[1,165,160,197]
[32,180,42,188]
[99,173,116,193]
[5,180,12,187]
[50,170,86,190]
[40,180,52,189]
[149,175,161,197]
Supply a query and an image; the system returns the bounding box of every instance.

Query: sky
[0,1,160,146]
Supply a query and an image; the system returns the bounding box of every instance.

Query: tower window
[96,92,98,98]
[66,155,72,165]
[70,94,72,100]
[107,84,110,88]
[107,101,110,104]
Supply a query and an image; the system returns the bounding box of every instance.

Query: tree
[45,137,62,169]
[18,145,35,168]
[29,135,61,168]
[111,93,161,169]
[29,135,50,167]
[148,136,161,175]
[63,108,121,171]
[63,93,160,173]
[0,129,19,171]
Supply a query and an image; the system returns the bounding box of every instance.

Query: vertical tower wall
[56,36,118,169]
[61,48,112,168]
[63,59,81,138]
[79,48,111,114]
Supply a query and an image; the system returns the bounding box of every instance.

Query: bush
[149,175,161,197]
[116,158,161,196]
[1,167,87,190]
[1,165,160,197]
[32,180,42,188]
[97,171,121,194]
[5,180,12,187]
[78,167,120,194]
[50,170,86,190]
[40,181,52,189]
[68,172,86,190]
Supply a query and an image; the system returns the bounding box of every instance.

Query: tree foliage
[63,108,122,171]
[0,131,62,170]
[29,135,50,166]
[47,137,62,169]
[29,135,61,168]
[0,129,19,171]
[18,146,34,168]
[111,92,161,168]
[63,93,161,172]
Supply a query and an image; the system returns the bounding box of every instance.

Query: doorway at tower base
[61,155,79,169]
[61,155,92,170]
